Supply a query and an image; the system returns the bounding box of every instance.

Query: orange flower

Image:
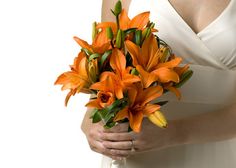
[162,64,190,99]
[125,34,182,88]
[92,48,140,99]
[55,51,94,106]
[86,91,115,109]
[73,29,111,54]
[86,75,115,108]
[96,10,150,34]
[114,83,163,132]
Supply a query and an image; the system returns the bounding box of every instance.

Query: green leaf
[81,48,92,56]
[89,53,101,61]
[90,109,98,119]
[175,70,193,88]
[154,101,169,106]
[110,9,116,16]
[104,121,116,129]
[104,111,116,124]
[100,50,112,69]
[124,28,137,35]
[92,110,102,123]
[149,22,155,29]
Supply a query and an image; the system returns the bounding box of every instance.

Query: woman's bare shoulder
[101,0,131,22]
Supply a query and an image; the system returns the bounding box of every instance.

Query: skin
[81,0,235,161]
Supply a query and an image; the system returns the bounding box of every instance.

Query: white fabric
[102,0,236,167]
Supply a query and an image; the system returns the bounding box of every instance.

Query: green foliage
[91,98,128,129]
[174,70,193,88]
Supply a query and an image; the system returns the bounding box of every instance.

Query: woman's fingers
[103,140,133,150]
[102,132,134,141]
[89,140,130,159]
[85,122,136,159]
[109,149,131,157]
[103,123,129,133]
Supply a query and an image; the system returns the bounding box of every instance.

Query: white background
[0,0,103,167]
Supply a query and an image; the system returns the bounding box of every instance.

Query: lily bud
[106,27,114,40]
[92,22,97,42]
[116,29,122,48]
[88,59,99,83]
[135,30,142,46]
[149,22,155,29]
[113,0,122,16]
[145,27,151,38]
[159,48,169,63]
[142,28,148,41]
[148,111,168,128]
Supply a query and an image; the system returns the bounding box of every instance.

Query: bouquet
[55,0,192,151]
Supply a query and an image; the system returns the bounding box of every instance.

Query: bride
[81,0,236,167]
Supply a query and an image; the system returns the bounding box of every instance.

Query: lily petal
[96,22,117,34]
[141,35,158,67]
[136,65,158,88]
[129,110,144,132]
[129,11,150,29]
[153,67,180,83]
[174,64,189,76]
[119,9,130,30]
[73,36,93,52]
[125,40,140,66]
[157,57,182,69]
[165,86,181,99]
[85,99,102,109]
[114,106,129,121]
[90,75,113,92]
[142,104,161,115]
[110,48,126,75]
[65,89,77,106]
[137,85,163,106]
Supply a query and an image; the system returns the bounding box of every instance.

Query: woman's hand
[83,121,134,160]
[131,118,179,153]
[82,108,181,160]
[102,118,180,156]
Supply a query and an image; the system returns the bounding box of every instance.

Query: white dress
[102,0,236,167]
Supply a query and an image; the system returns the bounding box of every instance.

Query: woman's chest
[168,0,231,34]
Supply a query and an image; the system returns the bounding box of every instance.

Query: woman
[81,0,236,167]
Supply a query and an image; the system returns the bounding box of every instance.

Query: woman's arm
[102,104,236,155]
[176,103,236,145]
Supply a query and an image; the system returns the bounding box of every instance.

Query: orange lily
[91,48,140,99]
[114,83,163,132]
[55,51,94,106]
[125,34,182,88]
[96,10,150,34]
[73,28,111,54]
[86,75,115,109]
